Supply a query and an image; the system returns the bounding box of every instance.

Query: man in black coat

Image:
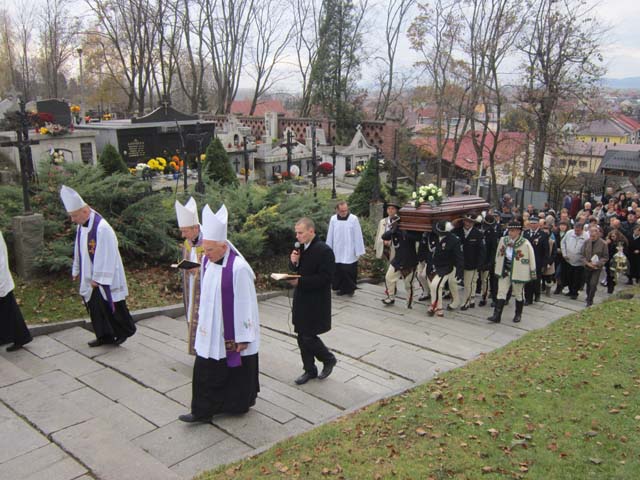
[454,214,486,310]
[289,217,337,385]
[523,217,550,304]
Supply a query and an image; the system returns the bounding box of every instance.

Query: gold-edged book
[270,273,301,281]
[171,259,201,270]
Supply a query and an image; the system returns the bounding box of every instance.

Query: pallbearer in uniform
[479,211,501,307]
[455,214,485,310]
[427,221,464,317]
[0,230,32,351]
[175,197,204,354]
[60,185,136,347]
[179,204,260,422]
[326,201,365,296]
[488,219,537,324]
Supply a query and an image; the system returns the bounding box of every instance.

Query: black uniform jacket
[524,228,550,273]
[291,236,335,336]
[454,226,486,270]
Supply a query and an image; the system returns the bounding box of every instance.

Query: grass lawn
[14,266,183,324]
[197,288,640,480]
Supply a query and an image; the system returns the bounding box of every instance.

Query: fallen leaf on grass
[481,466,494,474]
[301,455,313,463]
[416,428,427,436]
[274,462,289,473]
[589,458,603,465]
[487,428,499,439]
[609,408,620,414]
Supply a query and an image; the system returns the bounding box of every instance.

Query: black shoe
[461,305,469,311]
[295,372,317,385]
[569,294,578,300]
[513,300,523,323]
[114,336,127,345]
[6,343,24,352]
[381,298,395,306]
[88,337,114,347]
[418,294,430,302]
[318,359,337,380]
[479,299,487,307]
[336,291,345,296]
[534,295,540,302]
[446,305,456,311]
[178,413,211,423]
[469,303,475,309]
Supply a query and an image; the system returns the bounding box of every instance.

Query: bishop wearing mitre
[179,204,260,423]
[60,185,136,347]
[175,197,204,354]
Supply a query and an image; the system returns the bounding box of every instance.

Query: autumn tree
[309,0,367,143]
[518,0,605,191]
[372,0,416,121]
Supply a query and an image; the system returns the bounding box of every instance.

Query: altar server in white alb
[175,197,204,355]
[326,200,366,296]
[179,204,260,423]
[60,185,136,347]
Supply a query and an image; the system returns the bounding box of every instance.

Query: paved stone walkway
[0,282,610,479]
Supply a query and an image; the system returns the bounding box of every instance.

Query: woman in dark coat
[289,218,337,385]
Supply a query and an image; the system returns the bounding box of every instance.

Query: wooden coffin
[398,195,490,232]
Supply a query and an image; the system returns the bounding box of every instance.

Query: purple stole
[75,212,115,312]
[202,248,241,368]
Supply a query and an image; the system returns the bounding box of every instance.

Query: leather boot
[513,300,523,323]
[487,299,504,323]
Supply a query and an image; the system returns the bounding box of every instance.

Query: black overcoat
[291,236,335,335]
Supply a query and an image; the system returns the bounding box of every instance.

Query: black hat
[434,220,453,234]
[507,219,523,230]
[386,197,401,209]
[463,213,482,223]
[483,212,496,225]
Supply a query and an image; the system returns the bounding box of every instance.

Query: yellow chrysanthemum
[39,127,49,135]
[156,157,167,166]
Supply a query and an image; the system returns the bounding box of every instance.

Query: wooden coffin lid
[398,195,490,232]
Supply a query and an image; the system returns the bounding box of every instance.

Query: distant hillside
[603,77,640,90]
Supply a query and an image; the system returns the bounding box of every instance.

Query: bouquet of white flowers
[410,183,444,208]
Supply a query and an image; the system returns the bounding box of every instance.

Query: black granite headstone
[36,99,72,127]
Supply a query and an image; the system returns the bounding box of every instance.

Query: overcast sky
[594,0,640,78]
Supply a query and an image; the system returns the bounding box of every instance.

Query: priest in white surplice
[326,201,366,296]
[175,197,204,355]
[179,203,260,423]
[60,185,136,347]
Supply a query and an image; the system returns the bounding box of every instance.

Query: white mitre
[201,204,228,242]
[60,185,87,212]
[175,197,199,227]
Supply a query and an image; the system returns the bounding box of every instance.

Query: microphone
[294,241,301,253]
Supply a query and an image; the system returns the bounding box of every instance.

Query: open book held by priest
[270,273,301,281]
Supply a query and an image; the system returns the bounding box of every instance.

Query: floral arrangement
[318,162,333,175]
[169,155,184,173]
[147,157,167,172]
[50,150,65,165]
[410,183,444,208]
[39,123,69,137]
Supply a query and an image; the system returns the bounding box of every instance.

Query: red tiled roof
[613,113,640,131]
[412,131,527,171]
[230,99,288,116]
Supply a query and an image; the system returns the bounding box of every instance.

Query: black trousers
[566,264,585,296]
[87,288,136,340]
[191,353,259,418]
[524,273,542,302]
[332,262,358,294]
[297,334,335,375]
[0,291,32,346]
[584,268,601,303]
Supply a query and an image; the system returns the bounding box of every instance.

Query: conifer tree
[203,137,238,186]
[99,144,128,175]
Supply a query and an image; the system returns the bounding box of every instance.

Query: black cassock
[191,354,260,418]
[86,288,136,341]
[0,291,32,347]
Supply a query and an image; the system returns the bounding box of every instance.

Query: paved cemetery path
[0,282,613,479]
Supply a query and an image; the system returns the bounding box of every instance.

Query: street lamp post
[77,48,84,123]
[331,145,337,199]
[311,123,317,197]
[243,136,249,184]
